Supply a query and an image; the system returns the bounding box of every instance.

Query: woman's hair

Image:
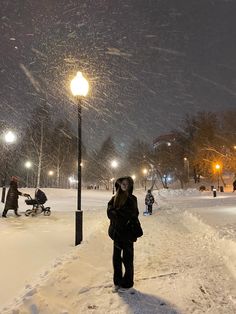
[113,180,129,208]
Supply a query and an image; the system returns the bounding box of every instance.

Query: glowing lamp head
[25,161,32,169]
[48,170,54,176]
[215,164,221,170]
[111,160,118,169]
[131,175,136,180]
[143,168,148,175]
[4,131,17,144]
[70,72,89,97]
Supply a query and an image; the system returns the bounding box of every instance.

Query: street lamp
[111,160,118,194]
[70,71,89,246]
[69,176,77,189]
[4,131,17,143]
[25,161,32,187]
[48,170,54,188]
[142,168,148,191]
[184,157,189,182]
[131,174,136,181]
[1,130,17,203]
[215,163,221,191]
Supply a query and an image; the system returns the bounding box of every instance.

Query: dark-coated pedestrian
[2,176,28,218]
[145,189,155,215]
[233,179,236,192]
[107,176,140,293]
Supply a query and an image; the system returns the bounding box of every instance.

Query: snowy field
[0,188,236,313]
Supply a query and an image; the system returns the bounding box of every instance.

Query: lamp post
[48,170,54,187]
[25,161,32,187]
[184,157,189,182]
[215,164,221,191]
[1,131,17,203]
[142,168,148,191]
[70,71,89,246]
[111,160,118,194]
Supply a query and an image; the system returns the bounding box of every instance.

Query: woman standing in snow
[2,176,28,218]
[107,176,140,292]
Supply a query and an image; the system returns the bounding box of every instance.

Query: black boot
[14,210,21,217]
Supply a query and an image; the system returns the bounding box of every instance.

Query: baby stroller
[25,188,51,217]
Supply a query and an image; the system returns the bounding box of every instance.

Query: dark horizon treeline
[1,109,236,188]
[84,109,236,189]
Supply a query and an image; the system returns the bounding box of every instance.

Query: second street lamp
[70,71,89,246]
[215,163,221,191]
[111,160,118,194]
[142,168,148,191]
[184,157,189,182]
[25,161,32,187]
[1,131,17,203]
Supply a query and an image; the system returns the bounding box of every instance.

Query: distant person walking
[107,176,140,292]
[2,176,28,218]
[145,189,155,215]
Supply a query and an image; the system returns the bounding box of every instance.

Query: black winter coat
[107,195,139,242]
[4,181,22,210]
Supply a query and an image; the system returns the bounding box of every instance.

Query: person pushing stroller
[145,189,155,215]
[2,176,29,218]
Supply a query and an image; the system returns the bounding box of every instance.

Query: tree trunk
[56,160,60,188]
[56,143,61,188]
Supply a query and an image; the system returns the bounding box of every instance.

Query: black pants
[147,204,153,214]
[2,208,19,217]
[113,240,134,288]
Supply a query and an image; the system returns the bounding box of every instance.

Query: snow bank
[1,188,236,313]
[155,188,201,199]
[182,211,236,280]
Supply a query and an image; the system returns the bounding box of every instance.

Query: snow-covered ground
[0,188,236,313]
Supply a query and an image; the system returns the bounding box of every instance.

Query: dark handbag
[128,218,143,238]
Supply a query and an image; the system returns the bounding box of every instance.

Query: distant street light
[69,176,78,189]
[184,157,189,182]
[4,131,17,144]
[131,174,136,181]
[111,160,118,194]
[48,170,54,188]
[215,163,221,191]
[1,130,17,203]
[111,160,118,169]
[25,161,32,187]
[70,71,89,246]
[142,168,148,191]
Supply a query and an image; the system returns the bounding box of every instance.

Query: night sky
[1,0,236,151]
